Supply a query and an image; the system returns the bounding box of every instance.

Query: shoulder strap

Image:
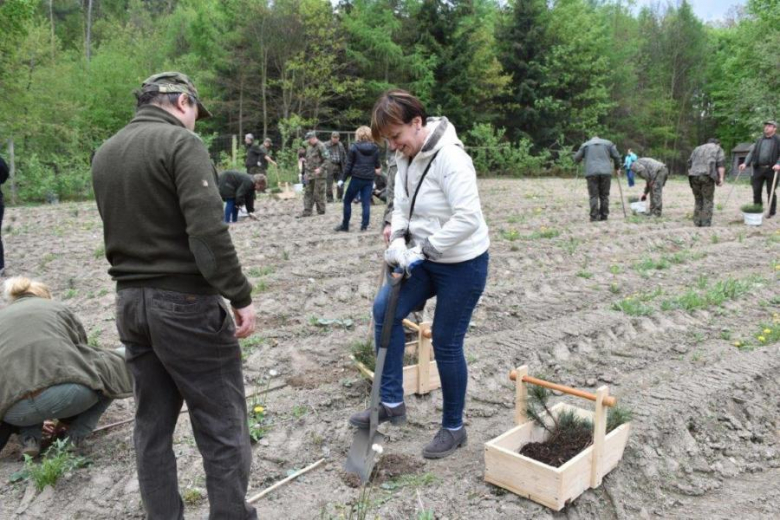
[406,150,441,222]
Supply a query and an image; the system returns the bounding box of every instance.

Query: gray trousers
[4,384,111,441]
[116,288,256,520]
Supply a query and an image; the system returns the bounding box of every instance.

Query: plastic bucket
[743,212,763,226]
[293,183,304,193]
[629,201,646,214]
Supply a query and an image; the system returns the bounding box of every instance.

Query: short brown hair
[355,126,373,142]
[371,89,427,142]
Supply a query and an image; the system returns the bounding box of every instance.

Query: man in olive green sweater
[92,72,257,520]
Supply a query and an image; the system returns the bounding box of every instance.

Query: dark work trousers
[586,175,611,221]
[752,166,779,215]
[116,288,256,520]
[0,194,4,271]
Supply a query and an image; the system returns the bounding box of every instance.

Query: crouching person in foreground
[0,277,132,458]
[349,90,490,459]
[91,72,257,520]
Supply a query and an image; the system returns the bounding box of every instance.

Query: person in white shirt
[348,89,489,459]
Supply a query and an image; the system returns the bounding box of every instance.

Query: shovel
[614,169,628,219]
[344,268,404,483]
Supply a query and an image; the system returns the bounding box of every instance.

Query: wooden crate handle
[402,319,432,338]
[510,370,617,408]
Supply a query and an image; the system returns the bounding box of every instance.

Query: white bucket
[629,201,646,214]
[743,212,763,226]
[293,183,304,193]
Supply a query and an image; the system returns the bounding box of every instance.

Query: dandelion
[775,264,780,271]
[763,328,772,335]
[758,336,766,342]
[371,444,384,455]
[253,406,265,414]
[733,341,742,347]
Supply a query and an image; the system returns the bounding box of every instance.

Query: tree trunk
[8,139,17,205]
[238,74,244,138]
[49,0,55,59]
[85,0,94,63]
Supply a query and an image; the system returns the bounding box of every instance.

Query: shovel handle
[509,370,617,408]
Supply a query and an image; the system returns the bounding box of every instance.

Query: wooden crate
[351,320,441,396]
[484,366,631,511]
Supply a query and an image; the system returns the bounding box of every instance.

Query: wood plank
[590,386,608,488]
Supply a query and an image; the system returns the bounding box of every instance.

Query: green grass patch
[576,270,593,279]
[661,276,763,312]
[16,440,90,491]
[500,228,520,241]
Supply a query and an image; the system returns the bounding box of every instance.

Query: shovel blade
[344,429,385,484]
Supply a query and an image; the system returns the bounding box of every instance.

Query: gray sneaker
[422,427,468,459]
[21,436,41,458]
[348,403,407,429]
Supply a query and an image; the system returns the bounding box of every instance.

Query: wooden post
[231,135,237,168]
[8,139,16,205]
[514,365,529,425]
[417,321,432,394]
[590,386,609,488]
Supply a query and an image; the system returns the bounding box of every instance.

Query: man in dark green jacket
[92,72,257,520]
[573,136,621,222]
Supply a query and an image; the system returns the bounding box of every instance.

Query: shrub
[466,123,550,177]
[741,203,763,213]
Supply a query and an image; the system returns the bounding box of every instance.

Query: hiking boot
[21,436,41,459]
[296,213,312,218]
[334,224,349,232]
[422,427,468,459]
[348,403,407,429]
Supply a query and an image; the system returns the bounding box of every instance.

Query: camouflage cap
[331,131,340,138]
[763,120,777,127]
[305,131,317,139]
[140,71,212,120]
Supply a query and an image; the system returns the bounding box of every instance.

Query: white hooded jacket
[390,117,490,264]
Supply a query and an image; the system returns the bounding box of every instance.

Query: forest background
[0,0,777,202]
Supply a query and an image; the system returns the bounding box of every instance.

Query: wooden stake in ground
[247,458,325,503]
[722,167,745,209]
[614,169,628,219]
[766,169,779,218]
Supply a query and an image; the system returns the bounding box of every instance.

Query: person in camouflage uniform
[687,138,726,227]
[325,132,347,202]
[254,138,277,194]
[631,157,669,217]
[300,131,329,217]
[245,134,263,175]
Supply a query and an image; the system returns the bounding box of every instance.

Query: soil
[519,428,593,468]
[1,177,779,519]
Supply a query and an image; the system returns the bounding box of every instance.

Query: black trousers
[116,288,256,520]
[752,166,779,215]
[586,175,611,220]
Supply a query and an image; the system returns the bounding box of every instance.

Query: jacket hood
[354,141,378,155]
[417,117,463,159]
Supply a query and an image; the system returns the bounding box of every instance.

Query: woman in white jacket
[348,90,489,459]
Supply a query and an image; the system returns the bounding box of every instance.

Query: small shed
[731,143,754,178]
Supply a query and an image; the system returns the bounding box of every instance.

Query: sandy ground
[0,177,779,519]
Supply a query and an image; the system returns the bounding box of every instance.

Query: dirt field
[1,177,779,519]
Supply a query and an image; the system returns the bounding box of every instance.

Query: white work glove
[384,239,425,275]
[396,245,426,275]
[337,180,344,188]
[384,238,407,267]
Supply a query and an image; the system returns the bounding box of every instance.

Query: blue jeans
[224,199,238,223]
[342,178,373,230]
[626,169,635,187]
[4,383,112,441]
[373,250,489,429]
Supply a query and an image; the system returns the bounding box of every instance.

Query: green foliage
[0,0,771,202]
[21,439,90,491]
[741,203,764,214]
[467,123,549,176]
[351,339,375,372]
[661,276,763,312]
